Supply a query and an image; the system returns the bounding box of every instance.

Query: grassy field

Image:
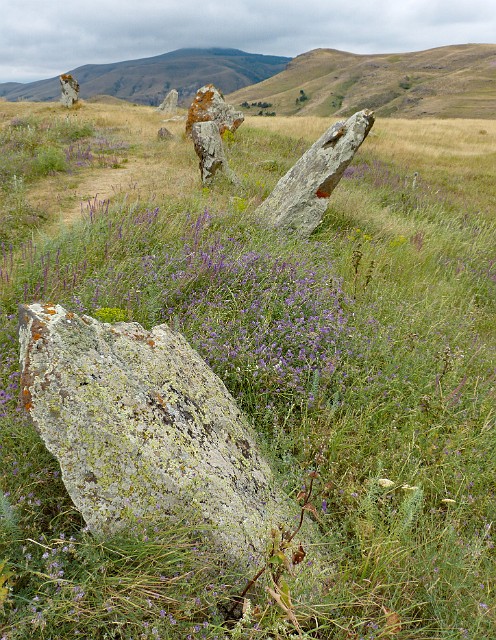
[0,100,495,639]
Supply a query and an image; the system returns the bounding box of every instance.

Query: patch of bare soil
[58,160,149,224]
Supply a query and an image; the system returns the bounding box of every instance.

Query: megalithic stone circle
[18,303,322,569]
[255,109,375,236]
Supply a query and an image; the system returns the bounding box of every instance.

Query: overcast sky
[1,0,495,83]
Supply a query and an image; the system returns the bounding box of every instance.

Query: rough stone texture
[156,89,178,115]
[255,109,375,236]
[59,74,79,107]
[18,303,318,568]
[186,84,244,137]
[191,121,239,184]
[157,127,174,141]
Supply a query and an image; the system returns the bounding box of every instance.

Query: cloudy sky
[1,0,495,83]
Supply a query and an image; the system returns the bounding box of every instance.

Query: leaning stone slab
[18,303,319,568]
[192,121,239,184]
[60,73,79,107]
[156,89,178,115]
[255,109,375,236]
[186,84,244,137]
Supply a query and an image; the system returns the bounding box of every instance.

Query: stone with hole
[255,109,375,236]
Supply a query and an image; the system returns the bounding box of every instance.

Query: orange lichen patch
[316,189,331,198]
[185,86,215,136]
[30,318,46,339]
[21,387,33,411]
[147,339,156,348]
[66,312,75,319]
[153,393,166,407]
[42,305,57,315]
[60,74,74,82]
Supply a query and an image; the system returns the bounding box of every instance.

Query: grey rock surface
[186,84,244,137]
[191,121,239,184]
[157,126,174,140]
[59,74,79,107]
[18,303,318,568]
[156,89,178,115]
[255,110,375,236]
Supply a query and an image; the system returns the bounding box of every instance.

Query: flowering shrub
[136,211,353,423]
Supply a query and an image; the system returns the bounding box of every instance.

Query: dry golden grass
[2,101,201,230]
[3,102,494,233]
[246,115,496,216]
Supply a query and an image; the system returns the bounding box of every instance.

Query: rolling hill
[227,44,496,119]
[0,48,291,106]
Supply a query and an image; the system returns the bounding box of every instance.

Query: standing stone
[59,74,79,107]
[18,303,320,568]
[256,109,375,236]
[186,84,244,137]
[157,127,174,141]
[191,121,239,184]
[156,89,178,115]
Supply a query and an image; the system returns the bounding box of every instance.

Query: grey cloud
[0,0,494,82]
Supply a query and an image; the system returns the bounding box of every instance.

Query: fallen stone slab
[192,121,239,184]
[255,109,375,236]
[186,84,244,137]
[18,303,321,568]
[60,74,79,107]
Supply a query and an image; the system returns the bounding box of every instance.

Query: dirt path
[26,155,168,237]
[59,161,147,224]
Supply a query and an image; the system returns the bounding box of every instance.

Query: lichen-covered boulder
[60,73,79,107]
[255,109,375,236]
[18,303,317,568]
[186,84,244,137]
[192,121,239,184]
[156,89,178,115]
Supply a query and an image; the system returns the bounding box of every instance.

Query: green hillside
[228,44,496,119]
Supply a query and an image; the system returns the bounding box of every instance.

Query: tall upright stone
[191,121,239,184]
[186,84,244,137]
[255,109,375,236]
[156,89,178,115]
[59,74,79,107]
[18,303,321,569]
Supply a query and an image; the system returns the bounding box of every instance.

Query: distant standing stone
[156,89,178,115]
[186,84,244,137]
[191,121,239,184]
[60,74,79,107]
[255,109,375,236]
[157,126,174,140]
[18,303,321,569]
